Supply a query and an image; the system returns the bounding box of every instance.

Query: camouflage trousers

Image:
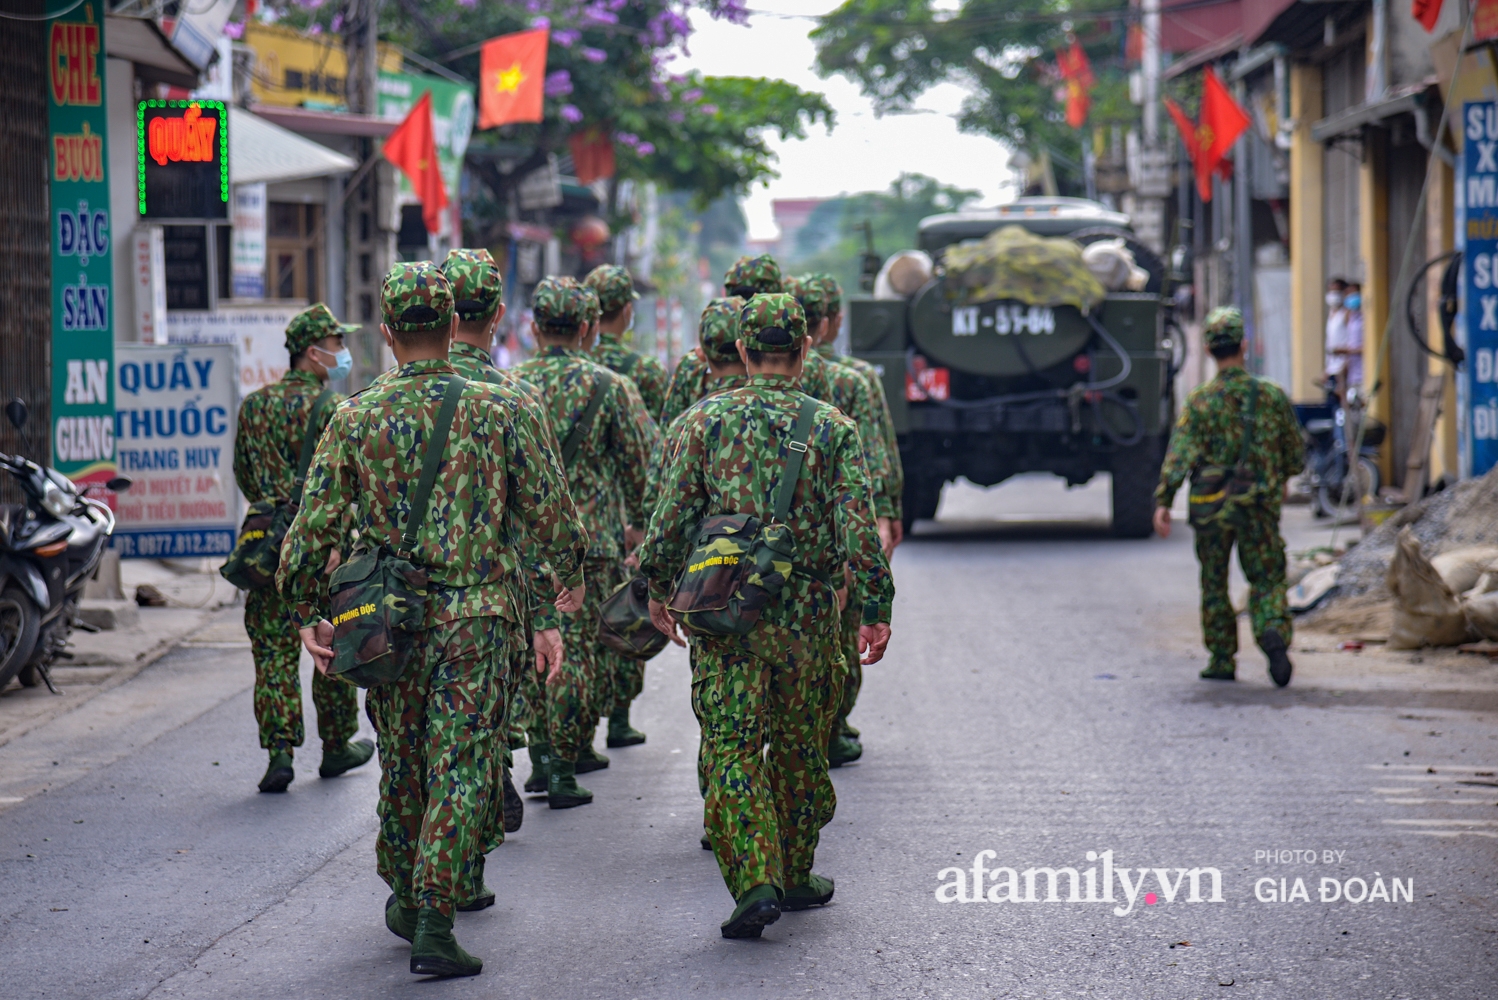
[1193,506,1291,670]
[584,560,629,732]
[831,607,862,733]
[244,586,358,754]
[693,621,839,900]
[366,615,515,916]
[525,558,607,761]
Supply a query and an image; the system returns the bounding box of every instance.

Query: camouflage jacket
[639,373,894,632]
[818,346,904,519]
[660,351,713,430]
[510,346,658,562]
[232,369,343,504]
[801,349,892,518]
[446,341,570,632]
[649,371,751,498]
[277,359,588,630]
[593,332,670,421]
[1156,366,1304,509]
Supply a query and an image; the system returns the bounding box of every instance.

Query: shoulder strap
[290,388,337,505]
[400,375,468,556]
[772,395,819,524]
[561,369,613,466]
[1237,379,1260,470]
[617,352,639,377]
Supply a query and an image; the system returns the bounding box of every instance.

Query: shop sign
[137,99,229,220]
[1465,101,1498,475]
[47,2,115,490]
[166,305,301,396]
[112,343,238,558]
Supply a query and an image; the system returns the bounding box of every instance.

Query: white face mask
[1325,292,1343,308]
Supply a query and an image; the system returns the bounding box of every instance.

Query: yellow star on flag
[495,62,525,94]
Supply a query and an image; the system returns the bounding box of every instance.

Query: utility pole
[342,0,393,385]
[1130,0,1167,253]
[1142,0,1160,148]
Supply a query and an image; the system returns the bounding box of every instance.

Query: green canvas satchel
[598,575,670,660]
[221,388,335,591]
[327,375,466,688]
[667,395,831,637]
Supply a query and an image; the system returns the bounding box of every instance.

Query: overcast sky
[668,1,1013,241]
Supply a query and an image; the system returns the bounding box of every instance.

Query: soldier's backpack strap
[399,375,468,557]
[771,395,819,525]
[1236,379,1260,473]
[617,352,639,377]
[561,369,614,466]
[289,388,337,506]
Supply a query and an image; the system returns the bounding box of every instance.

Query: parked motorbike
[0,399,128,693]
[1295,386,1384,519]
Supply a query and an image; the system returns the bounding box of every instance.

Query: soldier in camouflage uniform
[232,303,370,794]
[639,293,894,939]
[659,297,748,432]
[279,262,588,977]
[586,264,670,420]
[784,275,897,767]
[511,278,658,808]
[1154,307,1303,687]
[723,253,783,299]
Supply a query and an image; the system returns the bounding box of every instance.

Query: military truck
[850,197,1174,537]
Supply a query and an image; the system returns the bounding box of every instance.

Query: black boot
[1262,629,1294,688]
[501,767,524,833]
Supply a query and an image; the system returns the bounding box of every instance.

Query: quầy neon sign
[147,102,217,166]
[136,99,229,219]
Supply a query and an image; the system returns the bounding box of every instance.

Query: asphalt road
[2,476,1496,999]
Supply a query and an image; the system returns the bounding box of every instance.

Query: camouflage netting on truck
[942,224,1107,313]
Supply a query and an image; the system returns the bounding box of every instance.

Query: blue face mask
[1344,294,1361,310]
[322,347,353,381]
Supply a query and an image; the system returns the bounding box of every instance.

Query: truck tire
[1111,437,1162,538]
[901,473,944,535]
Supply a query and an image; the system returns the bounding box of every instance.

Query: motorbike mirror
[106,476,133,493]
[5,398,27,431]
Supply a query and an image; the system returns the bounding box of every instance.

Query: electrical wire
[0,0,87,22]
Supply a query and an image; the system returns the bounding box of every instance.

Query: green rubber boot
[318,738,375,778]
[457,855,496,912]
[1199,661,1236,681]
[547,758,593,809]
[782,873,835,911]
[257,750,294,793]
[721,884,781,939]
[524,744,551,795]
[606,706,646,747]
[828,732,863,768]
[409,907,482,978]
[575,743,610,774]
[385,894,419,942]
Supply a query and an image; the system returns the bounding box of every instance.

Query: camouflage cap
[1204,306,1245,349]
[698,297,745,361]
[285,302,360,356]
[723,254,783,297]
[531,276,587,330]
[738,293,806,353]
[810,272,843,315]
[783,274,829,324]
[382,262,454,334]
[441,248,504,322]
[584,264,638,314]
[576,284,601,324]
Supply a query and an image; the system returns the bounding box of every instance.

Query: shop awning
[229,107,359,186]
[106,14,200,89]
[1311,81,1436,143]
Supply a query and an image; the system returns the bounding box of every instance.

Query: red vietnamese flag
[1413,0,1444,32]
[383,91,448,234]
[1165,67,1250,202]
[568,127,615,185]
[1056,41,1094,129]
[479,28,548,128]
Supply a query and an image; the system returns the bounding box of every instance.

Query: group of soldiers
[231,249,901,976]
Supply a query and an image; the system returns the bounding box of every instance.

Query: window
[265,201,324,302]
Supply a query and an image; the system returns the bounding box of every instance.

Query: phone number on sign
[113,529,235,558]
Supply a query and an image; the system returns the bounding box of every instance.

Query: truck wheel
[1111,438,1162,538]
[902,474,943,535]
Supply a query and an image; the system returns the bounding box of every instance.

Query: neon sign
[136,100,229,220]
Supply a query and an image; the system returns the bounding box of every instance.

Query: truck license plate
[952,303,1056,336]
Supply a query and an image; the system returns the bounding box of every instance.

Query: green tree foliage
[810,0,1135,190]
[785,173,980,295]
[263,0,834,205]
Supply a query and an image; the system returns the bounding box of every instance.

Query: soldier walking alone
[1153,307,1304,687]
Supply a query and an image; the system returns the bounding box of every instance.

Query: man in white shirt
[1323,277,1348,397]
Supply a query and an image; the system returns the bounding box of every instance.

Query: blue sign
[1465,101,1498,475]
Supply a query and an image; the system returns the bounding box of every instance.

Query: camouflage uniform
[1156,308,1304,676]
[232,303,360,759]
[639,294,894,904]
[586,264,670,420]
[510,280,658,778]
[278,263,587,916]
[723,254,783,298]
